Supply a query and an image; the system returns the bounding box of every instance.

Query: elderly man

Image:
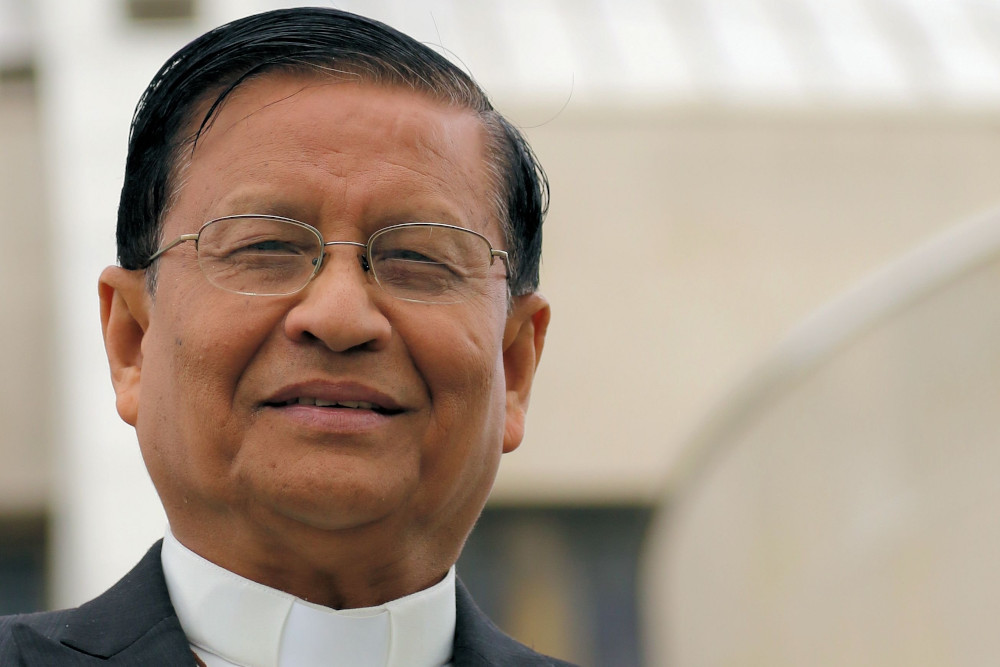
[0,7,571,666]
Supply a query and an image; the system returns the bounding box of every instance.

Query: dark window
[459,505,651,667]
[0,516,47,614]
[124,0,196,22]
[0,62,35,86]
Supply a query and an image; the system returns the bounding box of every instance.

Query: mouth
[264,397,403,415]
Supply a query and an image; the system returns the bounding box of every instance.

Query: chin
[254,479,413,535]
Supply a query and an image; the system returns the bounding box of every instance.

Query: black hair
[117,7,547,296]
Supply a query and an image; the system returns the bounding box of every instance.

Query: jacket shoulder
[0,542,194,666]
[453,579,579,666]
[1,608,74,634]
[0,608,76,663]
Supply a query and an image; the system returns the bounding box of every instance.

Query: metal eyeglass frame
[144,214,511,300]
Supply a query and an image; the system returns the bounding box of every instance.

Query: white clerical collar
[161,527,455,667]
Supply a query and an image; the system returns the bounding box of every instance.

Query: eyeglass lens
[196,217,494,303]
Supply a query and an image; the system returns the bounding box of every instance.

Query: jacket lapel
[10,616,193,666]
[10,540,195,665]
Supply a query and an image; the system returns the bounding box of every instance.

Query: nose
[282,244,392,352]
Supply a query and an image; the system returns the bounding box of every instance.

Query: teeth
[329,400,376,409]
[291,397,377,409]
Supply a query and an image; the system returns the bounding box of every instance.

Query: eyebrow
[210,192,314,222]
[211,188,482,235]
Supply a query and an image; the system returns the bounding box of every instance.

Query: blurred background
[3,1,1000,665]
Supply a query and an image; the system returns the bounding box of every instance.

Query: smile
[269,397,400,414]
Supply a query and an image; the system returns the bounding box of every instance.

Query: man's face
[100,74,548,581]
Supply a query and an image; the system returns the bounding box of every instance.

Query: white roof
[268,0,1000,109]
[7,0,1000,109]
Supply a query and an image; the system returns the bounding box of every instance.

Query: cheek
[162,284,278,365]
[408,301,509,483]
[147,299,238,401]
[410,320,506,532]
[419,303,504,410]
[137,289,281,473]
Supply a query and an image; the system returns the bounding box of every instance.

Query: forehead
[170,73,497,236]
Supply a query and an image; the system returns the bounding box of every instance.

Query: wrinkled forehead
[185,60,476,140]
[164,72,503,241]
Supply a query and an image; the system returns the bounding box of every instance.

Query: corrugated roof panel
[596,0,697,100]
[701,0,803,102]
[893,0,1000,104]
[797,0,913,104]
[30,0,1000,110]
[494,0,578,99]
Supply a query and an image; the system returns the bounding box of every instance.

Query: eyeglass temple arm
[145,234,200,267]
[491,249,510,276]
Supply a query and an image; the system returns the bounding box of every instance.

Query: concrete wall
[0,79,50,515]
[498,108,1000,503]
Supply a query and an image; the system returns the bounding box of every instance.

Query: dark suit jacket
[0,541,577,666]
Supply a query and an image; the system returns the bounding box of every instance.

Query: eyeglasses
[145,215,510,304]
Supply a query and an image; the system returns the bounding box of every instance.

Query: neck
[161,529,458,667]
[168,514,458,608]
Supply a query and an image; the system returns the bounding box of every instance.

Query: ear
[99,266,151,426]
[501,292,550,454]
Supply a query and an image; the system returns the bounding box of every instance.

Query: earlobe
[501,292,550,454]
[99,266,150,426]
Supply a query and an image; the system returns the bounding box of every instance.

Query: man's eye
[380,248,443,264]
[375,248,459,276]
[234,239,305,254]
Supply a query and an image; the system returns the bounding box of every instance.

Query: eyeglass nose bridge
[310,239,371,277]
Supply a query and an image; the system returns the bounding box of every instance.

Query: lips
[262,382,405,415]
[273,397,395,414]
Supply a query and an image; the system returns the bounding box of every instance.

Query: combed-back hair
[118,7,547,296]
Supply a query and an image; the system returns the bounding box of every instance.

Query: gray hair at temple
[118,6,548,296]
